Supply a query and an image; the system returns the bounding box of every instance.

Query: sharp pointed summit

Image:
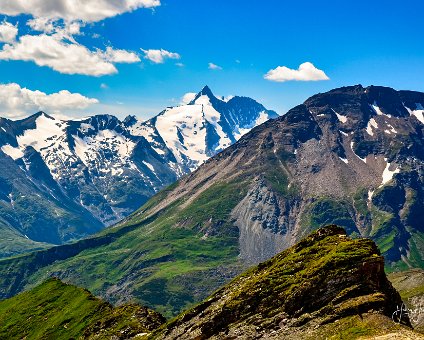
[190,85,217,105]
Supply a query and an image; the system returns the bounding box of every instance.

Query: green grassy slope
[0,180,248,318]
[0,223,51,258]
[0,278,164,340]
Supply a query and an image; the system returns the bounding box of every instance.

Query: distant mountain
[1,85,423,319]
[0,86,277,257]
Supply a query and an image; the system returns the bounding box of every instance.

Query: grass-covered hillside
[0,278,165,340]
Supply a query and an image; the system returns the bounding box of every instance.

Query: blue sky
[0,0,423,119]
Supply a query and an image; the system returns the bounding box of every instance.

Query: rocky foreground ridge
[152,225,414,339]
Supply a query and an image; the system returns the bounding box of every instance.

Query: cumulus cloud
[0,34,140,76]
[27,17,56,34]
[141,48,180,64]
[0,1,156,76]
[102,46,140,63]
[0,21,18,43]
[27,17,83,37]
[0,83,98,118]
[0,0,160,23]
[264,62,329,82]
[208,62,222,70]
[180,92,196,105]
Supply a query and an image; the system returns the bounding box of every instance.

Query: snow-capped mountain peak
[127,86,278,171]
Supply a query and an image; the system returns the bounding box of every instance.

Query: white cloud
[27,17,55,34]
[0,83,98,118]
[27,17,83,38]
[0,34,140,76]
[141,48,180,64]
[0,21,18,43]
[175,62,184,67]
[180,92,196,105]
[0,0,161,23]
[264,62,329,82]
[100,83,109,89]
[102,46,140,63]
[208,62,222,70]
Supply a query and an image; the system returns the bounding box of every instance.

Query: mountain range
[0,86,277,258]
[1,85,423,321]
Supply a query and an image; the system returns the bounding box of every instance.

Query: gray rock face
[233,179,297,264]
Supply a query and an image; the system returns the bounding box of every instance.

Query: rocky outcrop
[153,226,411,339]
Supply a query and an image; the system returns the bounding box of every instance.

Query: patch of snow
[155,105,209,167]
[387,124,397,134]
[73,136,90,166]
[339,157,348,164]
[404,104,424,124]
[17,114,66,152]
[111,167,124,176]
[1,144,24,160]
[255,110,269,125]
[1,127,5,132]
[193,94,211,106]
[142,161,155,172]
[79,123,94,133]
[366,118,378,136]
[380,159,400,187]
[350,141,366,162]
[332,108,348,123]
[371,102,392,118]
[368,189,374,202]
[233,111,269,140]
[340,130,349,137]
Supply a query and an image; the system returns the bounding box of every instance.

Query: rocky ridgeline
[153,225,412,339]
